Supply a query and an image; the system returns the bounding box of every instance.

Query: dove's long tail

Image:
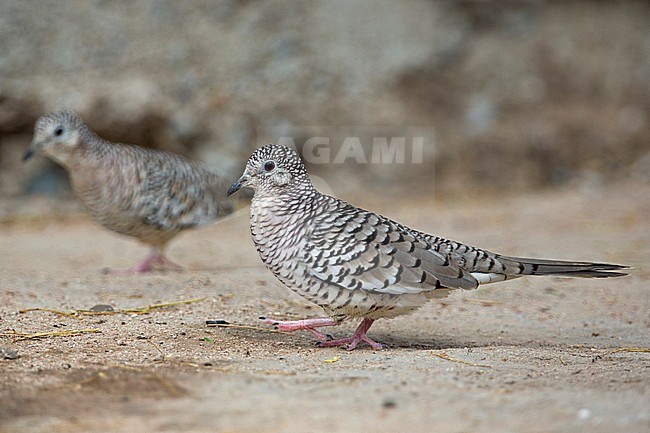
[468,256,629,285]
[498,256,629,278]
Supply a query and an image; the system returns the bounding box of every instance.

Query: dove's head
[228,144,313,197]
[23,111,87,166]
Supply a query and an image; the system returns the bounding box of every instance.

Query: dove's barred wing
[121,145,232,232]
[302,196,479,295]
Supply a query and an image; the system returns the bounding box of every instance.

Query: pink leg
[263,317,382,350]
[262,317,337,341]
[103,250,184,275]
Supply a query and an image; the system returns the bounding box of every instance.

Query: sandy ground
[0,181,648,433]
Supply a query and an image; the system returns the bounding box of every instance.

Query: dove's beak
[227,174,249,196]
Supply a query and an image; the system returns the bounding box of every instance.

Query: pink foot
[262,317,382,350]
[103,252,184,275]
[317,318,382,350]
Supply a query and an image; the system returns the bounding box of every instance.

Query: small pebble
[577,408,592,421]
[1,347,19,360]
[90,304,114,312]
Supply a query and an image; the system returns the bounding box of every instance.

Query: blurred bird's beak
[22,142,37,162]
[227,174,249,196]
[22,148,34,161]
[22,138,42,162]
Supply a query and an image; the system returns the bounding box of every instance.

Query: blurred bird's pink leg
[104,250,184,275]
[145,253,184,272]
[317,318,382,350]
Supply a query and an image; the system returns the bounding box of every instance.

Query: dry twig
[463,298,501,307]
[432,352,491,368]
[3,328,100,342]
[19,297,205,318]
[605,347,650,355]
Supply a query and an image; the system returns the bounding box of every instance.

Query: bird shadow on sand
[238,327,581,352]
[218,326,503,351]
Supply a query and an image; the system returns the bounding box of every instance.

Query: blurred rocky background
[0,0,648,213]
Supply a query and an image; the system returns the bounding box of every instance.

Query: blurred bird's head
[227,144,312,197]
[23,111,86,166]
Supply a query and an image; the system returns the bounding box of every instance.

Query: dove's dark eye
[54,126,65,137]
[263,160,276,172]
